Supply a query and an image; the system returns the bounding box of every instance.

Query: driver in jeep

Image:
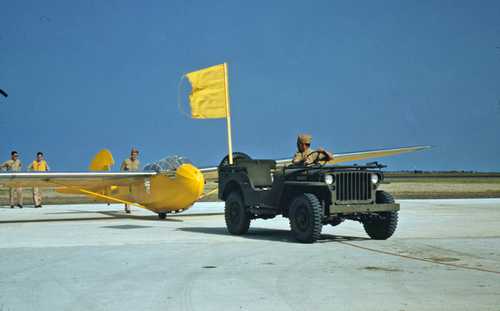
[292,134,333,166]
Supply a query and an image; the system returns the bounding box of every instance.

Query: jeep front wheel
[225,192,251,235]
[363,191,398,240]
[289,193,322,243]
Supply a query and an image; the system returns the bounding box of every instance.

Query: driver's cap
[297,134,312,144]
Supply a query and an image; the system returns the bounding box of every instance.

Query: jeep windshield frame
[283,162,387,175]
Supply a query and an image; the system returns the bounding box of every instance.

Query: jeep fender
[279,184,331,217]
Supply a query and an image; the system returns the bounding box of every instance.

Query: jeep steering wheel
[304,150,329,167]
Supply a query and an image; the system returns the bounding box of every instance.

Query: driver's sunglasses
[13,154,18,157]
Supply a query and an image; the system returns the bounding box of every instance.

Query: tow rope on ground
[339,241,500,275]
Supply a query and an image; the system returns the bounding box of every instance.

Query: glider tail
[89,149,115,171]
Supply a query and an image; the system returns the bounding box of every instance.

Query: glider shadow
[0,210,182,224]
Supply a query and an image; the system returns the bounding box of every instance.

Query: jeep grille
[335,171,372,203]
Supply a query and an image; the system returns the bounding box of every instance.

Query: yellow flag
[185,64,228,119]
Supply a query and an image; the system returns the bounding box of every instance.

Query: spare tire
[219,152,251,167]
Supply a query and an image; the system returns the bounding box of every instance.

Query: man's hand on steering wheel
[304,150,330,166]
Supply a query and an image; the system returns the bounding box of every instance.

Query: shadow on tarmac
[0,211,183,224]
[0,207,225,224]
[178,226,369,243]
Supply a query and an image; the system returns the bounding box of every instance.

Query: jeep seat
[238,159,276,188]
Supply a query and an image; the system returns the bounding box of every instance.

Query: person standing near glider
[120,148,140,213]
[0,151,23,208]
[28,152,50,207]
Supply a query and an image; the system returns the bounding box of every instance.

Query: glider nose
[176,163,205,200]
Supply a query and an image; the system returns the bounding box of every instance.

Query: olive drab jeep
[218,152,400,243]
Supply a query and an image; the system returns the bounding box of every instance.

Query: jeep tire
[363,191,398,240]
[225,192,251,235]
[289,193,322,243]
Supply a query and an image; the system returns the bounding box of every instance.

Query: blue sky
[1,0,499,171]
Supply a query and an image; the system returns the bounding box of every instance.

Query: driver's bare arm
[292,152,303,165]
[303,157,314,165]
[317,148,333,161]
[329,152,334,160]
[304,151,319,165]
[324,150,334,161]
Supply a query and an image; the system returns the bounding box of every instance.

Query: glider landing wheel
[158,213,167,220]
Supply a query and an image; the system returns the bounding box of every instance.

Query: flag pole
[223,63,234,165]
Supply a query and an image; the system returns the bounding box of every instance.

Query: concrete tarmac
[0,199,499,311]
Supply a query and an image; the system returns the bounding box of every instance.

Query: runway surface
[0,199,499,311]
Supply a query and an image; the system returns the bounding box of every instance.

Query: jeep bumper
[330,203,400,215]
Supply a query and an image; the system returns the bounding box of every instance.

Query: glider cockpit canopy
[144,155,193,172]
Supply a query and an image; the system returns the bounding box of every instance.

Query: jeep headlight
[324,174,334,185]
[371,174,379,184]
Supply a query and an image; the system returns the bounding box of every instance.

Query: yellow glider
[0,150,205,219]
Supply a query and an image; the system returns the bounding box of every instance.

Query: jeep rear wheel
[363,191,398,240]
[225,192,251,235]
[289,193,322,243]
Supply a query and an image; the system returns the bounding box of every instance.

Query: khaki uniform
[120,158,140,172]
[292,149,326,165]
[28,160,49,206]
[1,159,23,206]
[292,133,332,165]
[120,158,140,212]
